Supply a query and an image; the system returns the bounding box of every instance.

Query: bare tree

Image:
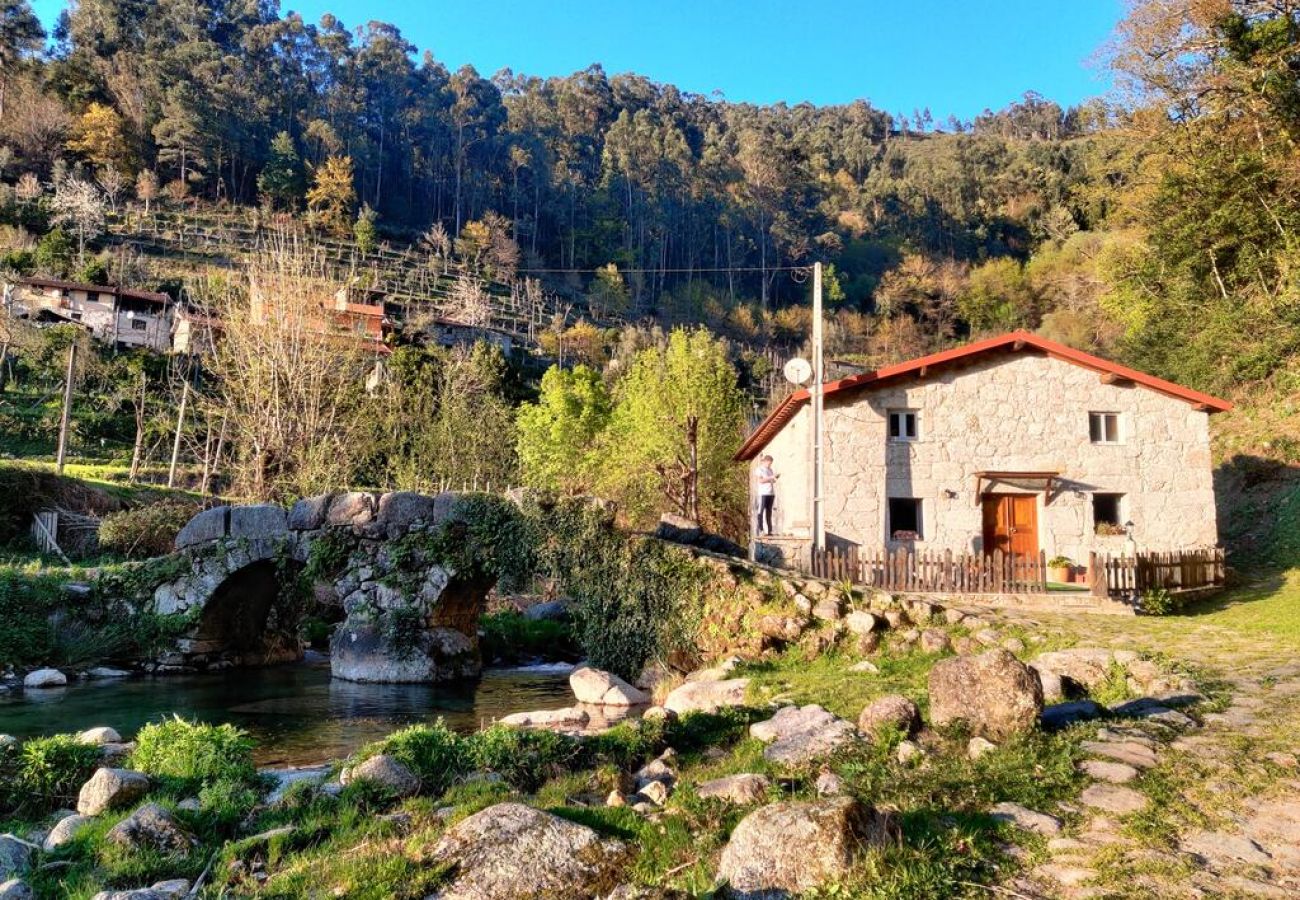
[50,177,107,264]
[204,232,368,500]
[97,167,126,213]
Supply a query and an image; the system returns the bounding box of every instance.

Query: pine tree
[257,131,305,210]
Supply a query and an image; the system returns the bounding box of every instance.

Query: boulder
[696,774,771,806]
[228,503,288,542]
[989,802,1062,836]
[811,597,843,622]
[967,737,997,760]
[814,772,845,796]
[105,804,194,855]
[0,881,31,900]
[174,506,227,549]
[716,797,894,898]
[843,611,880,636]
[750,705,858,766]
[0,837,31,881]
[920,629,951,654]
[43,814,92,851]
[85,667,132,680]
[655,513,702,544]
[569,666,650,707]
[523,601,569,622]
[1042,700,1105,729]
[326,491,379,527]
[89,879,191,900]
[857,695,921,738]
[928,649,1043,740]
[22,669,66,689]
[663,678,750,714]
[425,802,627,899]
[758,615,804,643]
[1032,667,1066,703]
[1031,648,1121,691]
[288,493,334,530]
[339,754,419,797]
[499,707,590,730]
[77,769,150,816]
[375,491,442,534]
[330,622,478,684]
[77,726,122,745]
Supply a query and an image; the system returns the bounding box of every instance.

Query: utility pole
[812,261,825,552]
[167,377,191,489]
[55,341,76,474]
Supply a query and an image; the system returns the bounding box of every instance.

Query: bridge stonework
[152,491,496,683]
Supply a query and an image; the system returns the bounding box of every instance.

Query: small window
[1093,493,1124,534]
[69,311,82,321]
[130,319,148,331]
[888,410,919,441]
[1089,412,1120,444]
[888,497,923,540]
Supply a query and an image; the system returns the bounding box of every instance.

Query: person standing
[755,454,779,535]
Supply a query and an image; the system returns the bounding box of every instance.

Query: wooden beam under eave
[1100,372,1133,386]
[917,364,929,378]
[1192,402,1212,412]
[1012,339,1026,351]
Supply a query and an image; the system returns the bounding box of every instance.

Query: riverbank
[7,580,1295,899]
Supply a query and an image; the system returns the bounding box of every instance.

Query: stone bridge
[148,490,498,683]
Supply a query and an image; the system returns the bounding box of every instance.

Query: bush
[0,568,61,668]
[1139,588,1178,616]
[464,726,584,792]
[130,718,257,791]
[98,502,199,559]
[0,734,102,816]
[197,777,262,830]
[363,722,467,796]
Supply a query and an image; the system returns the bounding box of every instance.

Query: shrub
[130,718,257,791]
[364,721,467,796]
[464,726,584,792]
[0,734,102,815]
[197,777,263,830]
[0,569,61,667]
[1139,588,1178,616]
[98,502,198,558]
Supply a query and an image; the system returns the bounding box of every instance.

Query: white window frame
[888,409,920,442]
[1089,411,1121,445]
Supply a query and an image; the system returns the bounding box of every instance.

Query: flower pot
[1049,566,1070,583]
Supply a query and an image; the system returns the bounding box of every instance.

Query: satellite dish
[783,357,812,385]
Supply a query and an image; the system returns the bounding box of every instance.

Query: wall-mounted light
[942,489,958,500]
[1073,489,1086,500]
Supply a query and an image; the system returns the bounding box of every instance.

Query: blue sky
[31,0,1121,120]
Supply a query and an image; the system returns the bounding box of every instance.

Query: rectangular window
[1089,412,1120,444]
[888,410,919,441]
[130,319,148,331]
[69,311,82,321]
[1093,493,1124,533]
[888,497,923,540]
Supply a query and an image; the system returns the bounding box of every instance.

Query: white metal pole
[812,262,825,552]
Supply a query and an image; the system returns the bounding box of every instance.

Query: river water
[0,655,575,766]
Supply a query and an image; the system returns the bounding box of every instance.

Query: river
[0,654,575,766]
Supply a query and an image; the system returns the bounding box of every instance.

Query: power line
[515,264,812,276]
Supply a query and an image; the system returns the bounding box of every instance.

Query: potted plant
[1048,555,1073,583]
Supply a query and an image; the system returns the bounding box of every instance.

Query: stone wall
[755,352,1218,563]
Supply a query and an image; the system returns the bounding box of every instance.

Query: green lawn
[1181,569,1300,642]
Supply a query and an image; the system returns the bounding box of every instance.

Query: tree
[306,155,356,236]
[353,203,377,254]
[67,102,131,174]
[34,226,73,276]
[516,364,611,492]
[206,238,368,500]
[49,177,107,265]
[135,169,158,215]
[0,0,42,122]
[257,130,304,210]
[587,263,629,319]
[599,328,747,533]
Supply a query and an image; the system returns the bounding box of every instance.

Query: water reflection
[0,655,575,766]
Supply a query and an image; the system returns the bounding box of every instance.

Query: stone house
[6,276,173,353]
[736,331,1231,567]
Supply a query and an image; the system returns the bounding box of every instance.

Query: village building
[737,331,1232,569]
[4,276,174,353]
[428,317,515,355]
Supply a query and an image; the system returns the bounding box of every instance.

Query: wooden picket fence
[809,546,1048,594]
[1089,548,1225,598]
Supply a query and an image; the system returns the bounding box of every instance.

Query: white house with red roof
[736,331,1232,568]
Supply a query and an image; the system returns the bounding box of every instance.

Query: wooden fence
[1089,548,1225,598]
[809,547,1048,594]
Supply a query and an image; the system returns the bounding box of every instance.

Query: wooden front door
[982,494,1039,558]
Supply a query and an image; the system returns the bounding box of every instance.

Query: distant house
[247,276,391,355]
[736,331,1232,565]
[428,317,514,355]
[170,304,221,356]
[5,276,174,353]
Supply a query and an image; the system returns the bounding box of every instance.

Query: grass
[1179,569,1300,642]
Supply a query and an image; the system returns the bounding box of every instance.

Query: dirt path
[994,597,1300,898]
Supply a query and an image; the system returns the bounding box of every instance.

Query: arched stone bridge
[147,491,498,683]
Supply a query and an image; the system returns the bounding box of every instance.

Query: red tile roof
[17,276,171,305]
[735,330,1233,461]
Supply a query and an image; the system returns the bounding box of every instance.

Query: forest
[0,0,1298,540]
